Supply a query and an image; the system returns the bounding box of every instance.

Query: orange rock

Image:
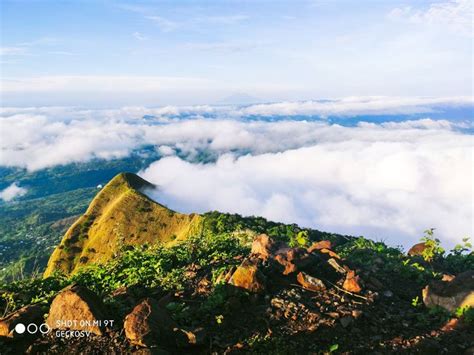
[407,242,428,256]
[441,274,455,282]
[319,248,341,259]
[124,298,175,347]
[0,304,44,339]
[307,240,332,253]
[274,248,313,275]
[229,259,265,293]
[440,318,460,332]
[46,284,106,335]
[296,272,326,291]
[251,234,275,260]
[343,270,362,293]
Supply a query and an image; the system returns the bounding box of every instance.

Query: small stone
[441,274,455,282]
[343,270,362,293]
[307,240,332,253]
[440,318,460,332]
[174,327,207,347]
[319,248,341,259]
[383,290,394,298]
[296,272,326,292]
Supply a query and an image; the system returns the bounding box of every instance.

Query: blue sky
[1,0,472,106]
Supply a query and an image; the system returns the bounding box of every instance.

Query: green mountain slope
[44,173,203,277]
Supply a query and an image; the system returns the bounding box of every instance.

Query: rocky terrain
[0,173,473,354]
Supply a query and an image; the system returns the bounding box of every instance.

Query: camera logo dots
[14,322,51,334]
[14,323,26,334]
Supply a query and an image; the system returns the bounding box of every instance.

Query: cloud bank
[0,98,472,247]
[140,123,472,249]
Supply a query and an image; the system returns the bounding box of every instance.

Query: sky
[1,0,473,106]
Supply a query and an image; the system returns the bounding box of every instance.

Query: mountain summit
[44,173,202,277]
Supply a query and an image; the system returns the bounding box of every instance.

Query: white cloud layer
[140,124,472,249]
[0,100,472,248]
[0,183,27,202]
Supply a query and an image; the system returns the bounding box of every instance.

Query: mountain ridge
[44,172,203,277]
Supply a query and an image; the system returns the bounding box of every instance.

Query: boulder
[343,270,362,293]
[407,242,428,256]
[228,259,265,293]
[251,234,276,260]
[422,270,474,312]
[0,304,44,339]
[124,298,175,347]
[274,248,313,275]
[46,284,106,335]
[307,240,332,253]
[296,272,326,292]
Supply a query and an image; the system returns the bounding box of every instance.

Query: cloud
[239,96,474,117]
[132,32,147,41]
[184,41,261,53]
[140,126,472,249]
[198,15,249,25]
[0,101,472,247]
[389,0,473,36]
[0,183,27,202]
[0,75,213,93]
[0,47,27,56]
[1,37,61,57]
[145,16,179,32]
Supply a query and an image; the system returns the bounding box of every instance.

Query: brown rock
[46,284,106,335]
[251,234,276,260]
[319,248,341,259]
[296,272,326,292]
[441,274,455,282]
[307,240,332,253]
[0,304,44,339]
[174,327,207,347]
[274,247,313,275]
[343,270,362,293]
[228,259,265,293]
[124,298,175,347]
[440,318,461,332]
[422,270,474,312]
[407,242,428,256]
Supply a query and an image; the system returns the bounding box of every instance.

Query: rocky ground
[1,235,473,354]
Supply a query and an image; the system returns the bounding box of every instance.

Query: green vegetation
[0,151,163,281]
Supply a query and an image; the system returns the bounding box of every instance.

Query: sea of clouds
[1,97,472,248]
